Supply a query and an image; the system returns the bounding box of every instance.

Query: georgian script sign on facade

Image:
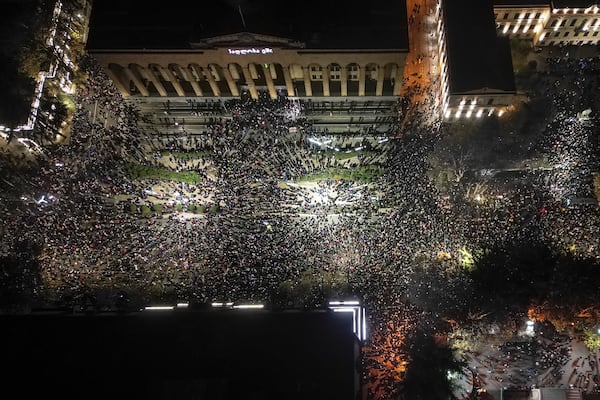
[227,47,274,55]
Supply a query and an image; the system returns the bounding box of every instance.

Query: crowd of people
[1,47,600,399]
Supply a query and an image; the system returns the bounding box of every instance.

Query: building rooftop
[444,0,516,94]
[86,0,409,51]
[493,0,550,7]
[1,308,359,400]
[551,0,600,8]
[0,0,39,128]
[493,0,597,7]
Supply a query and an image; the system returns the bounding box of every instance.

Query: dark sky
[86,0,408,50]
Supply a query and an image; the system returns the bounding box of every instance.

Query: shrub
[141,205,152,217]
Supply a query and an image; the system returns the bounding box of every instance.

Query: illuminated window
[310,65,323,80]
[329,64,341,80]
[348,64,360,81]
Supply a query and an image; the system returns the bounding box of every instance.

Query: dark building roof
[1,309,359,400]
[552,0,599,8]
[493,0,550,6]
[86,0,409,51]
[443,0,516,94]
[494,0,598,7]
[0,0,39,127]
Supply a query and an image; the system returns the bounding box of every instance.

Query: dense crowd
[1,48,600,400]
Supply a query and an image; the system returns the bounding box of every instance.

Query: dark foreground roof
[444,0,516,94]
[1,309,359,400]
[87,0,408,51]
[493,0,596,7]
[552,0,599,8]
[493,0,550,6]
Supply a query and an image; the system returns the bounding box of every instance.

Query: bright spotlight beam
[144,306,174,311]
[233,304,264,309]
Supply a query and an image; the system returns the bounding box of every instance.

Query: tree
[470,241,554,313]
[398,324,466,400]
[584,329,600,352]
[450,151,471,183]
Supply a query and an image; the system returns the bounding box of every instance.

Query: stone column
[179,66,203,96]
[222,65,240,97]
[163,66,186,97]
[322,65,330,97]
[122,67,149,96]
[203,65,221,97]
[358,65,366,97]
[302,66,313,97]
[241,65,258,99]
[340,66,348,97]
[375,65,384,96]
[136,65,167,97]
[262,63,277,99]
[105,64,131,97]
[282,65,295,96]
[393,65,404,96]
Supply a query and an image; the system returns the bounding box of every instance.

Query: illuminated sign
[227,47,273,55]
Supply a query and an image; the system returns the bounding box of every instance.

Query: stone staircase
[565,389,582,400]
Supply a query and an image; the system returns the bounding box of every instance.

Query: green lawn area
[126,163,202,184]
[329,149,375,160]
[298,165,385,183]
[161,150,212,159]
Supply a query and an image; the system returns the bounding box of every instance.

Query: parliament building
[87,0,409,134]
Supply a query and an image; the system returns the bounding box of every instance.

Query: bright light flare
[211,302,234,307]
[329,300,360,306]
[328,302,366,341]
[233,304,264,309]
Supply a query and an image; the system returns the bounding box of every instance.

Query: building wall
[90,48,407,100]
[436,1,519,120]
[494,3,600,46]
[445,91,520,119]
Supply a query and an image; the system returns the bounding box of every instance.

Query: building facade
[91,33,406,101]
[86,0,409,135]
[494,1,600,46]
[436,0,520,120]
